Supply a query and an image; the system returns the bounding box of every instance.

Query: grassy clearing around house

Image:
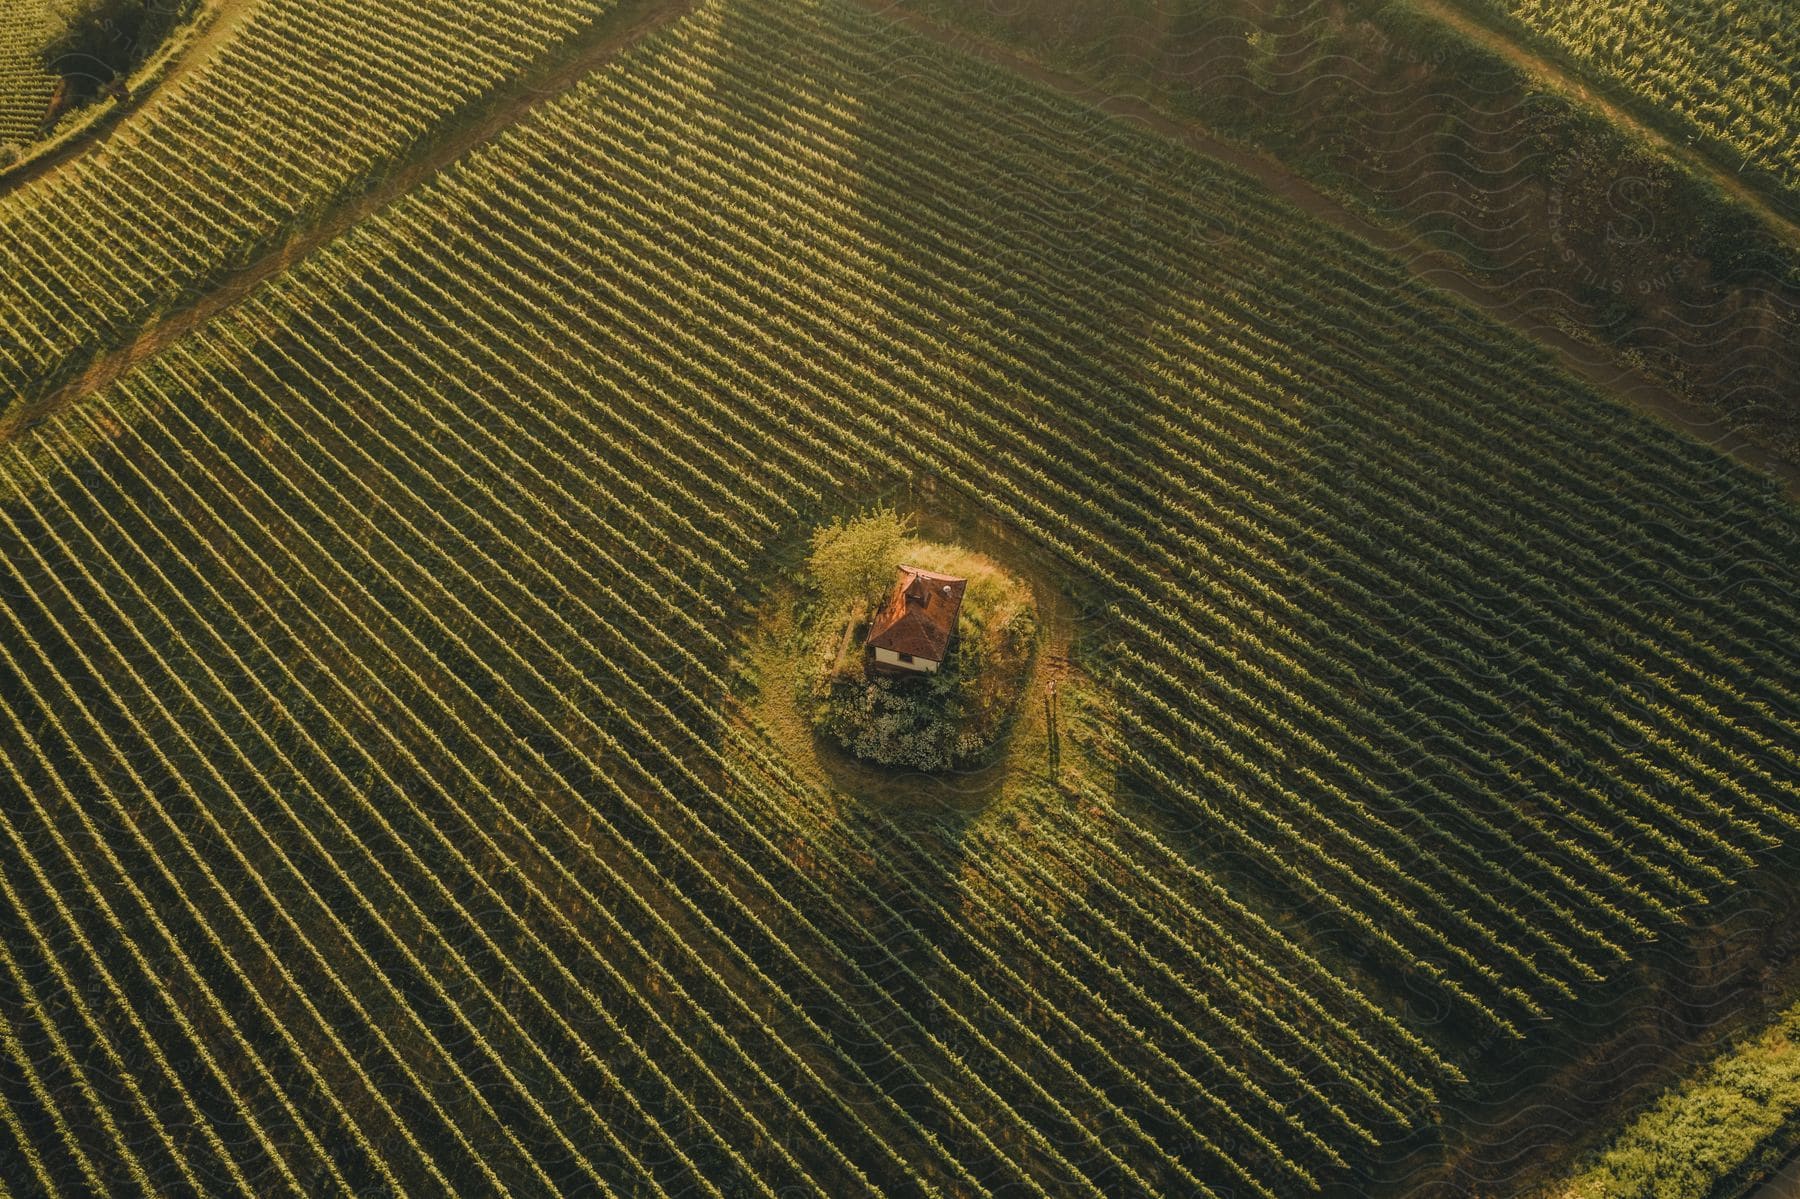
[804,538,1037,771]
[740,513,1100,815]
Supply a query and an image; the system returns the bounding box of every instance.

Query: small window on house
[899,652,913,663]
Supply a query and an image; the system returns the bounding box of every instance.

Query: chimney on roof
[941,584,951,597]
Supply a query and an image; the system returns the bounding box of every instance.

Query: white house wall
[873,646,940,673]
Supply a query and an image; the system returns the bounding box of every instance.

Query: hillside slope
[885,0,1800,466]
[1453,0,1799,218]
[0,0,1794,1193]
[0,0,638,413]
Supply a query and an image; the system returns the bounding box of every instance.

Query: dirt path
[1417,0,1800,251]
[855,3,1800,501]
[0,0,698,444]
[0,0,263,196]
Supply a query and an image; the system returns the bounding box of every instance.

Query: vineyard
[0,0,1795,1194]
[0,0,52,147]
[1454,0,1800,212]
[0,0,639,405]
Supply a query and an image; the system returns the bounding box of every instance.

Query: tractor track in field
[855,0,1800,500]
[0,0,699,445]
[1415,0,1800,252]
[0,0,263,198]
[11,0,1798,501]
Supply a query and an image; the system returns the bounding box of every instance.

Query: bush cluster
[810,589,1036,773]
[43,0,198,94]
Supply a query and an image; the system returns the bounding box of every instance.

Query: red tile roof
[865,566,966,662]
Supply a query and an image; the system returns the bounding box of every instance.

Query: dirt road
[857,0,1800,499]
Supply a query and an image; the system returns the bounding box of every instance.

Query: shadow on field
[695,1,1800,1190]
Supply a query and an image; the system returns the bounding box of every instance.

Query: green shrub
[1558,1001,1800,1199]
[805,542,1038,772]
[42,0,197,93]
[807,506,913,615]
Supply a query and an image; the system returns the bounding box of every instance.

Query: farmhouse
[865,565,966,674]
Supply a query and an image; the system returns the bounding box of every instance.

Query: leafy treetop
[808,506,913,614]
[43,0,198,89]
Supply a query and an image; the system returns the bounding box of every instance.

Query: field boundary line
[854,0,1800,499]
[0,0,263,196]
[0,0,699,445]
[1413,0,1800,251]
